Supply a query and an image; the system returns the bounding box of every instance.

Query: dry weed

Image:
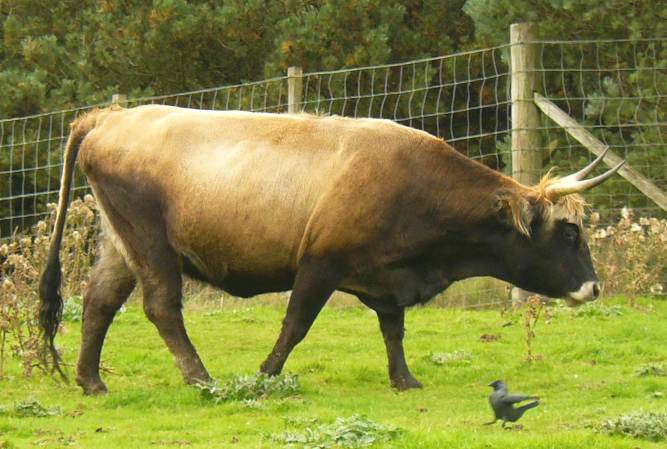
[588,208,667,302]
[0,195,98,377]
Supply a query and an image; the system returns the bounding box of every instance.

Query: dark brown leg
[260,258,341,375]
[140,250,211,385]
[88,182,210,387]
[377,309,422,390]
[76,237,136,395]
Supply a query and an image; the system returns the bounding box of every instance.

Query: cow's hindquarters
[86,165,211,389]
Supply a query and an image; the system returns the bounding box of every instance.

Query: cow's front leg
[377,309,422,390]
[260,257,341,375]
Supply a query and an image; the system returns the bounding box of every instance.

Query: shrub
[273,415,401,448]
[635,363,667,377]
[571,302,624,319]
[0,196,98,377]
[62,295,83,322]
[0,399,60,418]
[598,411,667,441]
[588,209,667,300]
[196,373,300,404]
[429,350,472,365]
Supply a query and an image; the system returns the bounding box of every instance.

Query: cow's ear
[493,189,534,237]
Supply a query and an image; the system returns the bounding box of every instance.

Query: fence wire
[299,45,512,169]
[0,77,290,238]
[0,37,665,306]
[534,38,666,222]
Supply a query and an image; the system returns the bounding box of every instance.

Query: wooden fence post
[287,66,303,113]
[510,22,542,186]
[510,23,541,302]
[534,93,667,213]
[111,94,127,107]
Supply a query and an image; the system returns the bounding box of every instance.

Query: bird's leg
[483,420,497,426]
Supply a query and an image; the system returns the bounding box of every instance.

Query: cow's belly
[164,180,314,294]
[340,259,453,308]
[181,254,295,297]
[167,206,306,290]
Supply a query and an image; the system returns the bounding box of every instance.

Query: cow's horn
[545,161,625,199]
[558,147,610,183]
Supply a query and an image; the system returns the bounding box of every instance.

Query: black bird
[486,380,539,428]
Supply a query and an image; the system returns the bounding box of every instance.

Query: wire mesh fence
[0,77,290,238]
[0,35,664,306]
[536,38,666,222]
[298,44,511,171]
[124,76,290,112]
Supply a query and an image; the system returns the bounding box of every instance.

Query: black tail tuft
[36,108,101,383]
[38,251,67,381]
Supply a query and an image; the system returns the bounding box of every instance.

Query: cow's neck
[439,226,515,283]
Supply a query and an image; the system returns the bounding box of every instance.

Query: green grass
[1,297,667,448]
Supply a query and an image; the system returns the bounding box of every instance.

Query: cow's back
[78,105,438,288]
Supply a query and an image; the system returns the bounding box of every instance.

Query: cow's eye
[563,223,579,245]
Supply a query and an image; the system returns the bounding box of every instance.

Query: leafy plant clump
[0,399,61,418]
[598,411,667,441]
[196,373,300,404]
[635,363,667,377]
[62,295,83,322]
[274,415,401,448]
[572,302,624,319]
[429,350,472,365]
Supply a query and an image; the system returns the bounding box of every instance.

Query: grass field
[1,296,667,448]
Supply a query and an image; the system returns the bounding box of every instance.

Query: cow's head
[493,149,623,304]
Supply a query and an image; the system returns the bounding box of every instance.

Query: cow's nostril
[592,283,600,299]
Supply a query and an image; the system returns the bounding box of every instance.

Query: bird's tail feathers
[518,400,540,412]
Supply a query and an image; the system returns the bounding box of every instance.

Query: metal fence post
[287,66,303,113]
[510,22,542,186]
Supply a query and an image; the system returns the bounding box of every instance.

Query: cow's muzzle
[567,281,600,303]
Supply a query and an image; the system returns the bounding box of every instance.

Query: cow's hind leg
[260,257,341,375]
[139,248,211,385]
[91,185,210,386]
[77,237,136,395]
[376,309,422,390]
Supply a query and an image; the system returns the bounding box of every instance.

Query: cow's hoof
[259,358,283,376]
[77,376,108,395]
[391,376,423,390]
[185,374,213,386]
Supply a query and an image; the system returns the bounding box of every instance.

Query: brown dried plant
[522,295,548,362]
[0,195,98,378]
[588,208,667,303]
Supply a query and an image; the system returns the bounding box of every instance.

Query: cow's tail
[38,109,102,380]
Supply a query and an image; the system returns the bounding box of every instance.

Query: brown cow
[39,105,622,394]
